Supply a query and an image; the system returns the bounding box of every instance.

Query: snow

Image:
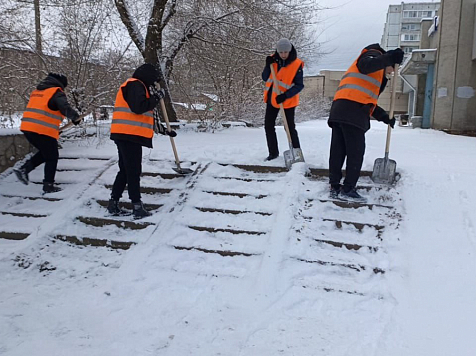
[1,120,476,355]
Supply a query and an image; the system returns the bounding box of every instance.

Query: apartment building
[381,2,441,54]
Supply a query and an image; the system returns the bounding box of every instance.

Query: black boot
[14,167,29,185]
[265,153,279,161]
[339,187,366,203]
[43,181,62,194]
[107,199,125,216]
[329,184,341,199]
[133,201,151,219]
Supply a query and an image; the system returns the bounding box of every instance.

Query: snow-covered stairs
[285,172,402,297]
[0,156,115,241]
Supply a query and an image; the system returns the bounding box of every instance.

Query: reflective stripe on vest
[333,49,384,106]
[111,78,154,139]
[20,87,65,139]
[264,58,304,109]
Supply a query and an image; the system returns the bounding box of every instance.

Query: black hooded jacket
[328,43,394,132]
[110,64,160,148]
[262,46,304,104]
[36,74,79,122]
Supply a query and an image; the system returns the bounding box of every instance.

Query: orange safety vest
[333,49,385,111]
[20,87,65,140]
[111,78,154,139]
[264,58,304,109]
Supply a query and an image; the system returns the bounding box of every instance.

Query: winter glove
[383,116,396,128]
[387,48,404,65]
[275,93,287,104]
[165,129,177,137]
[157,123,177,137]
[72,117,82,126]
[150,85,165,101]
[70,111,81,125]
[266,55,276,66]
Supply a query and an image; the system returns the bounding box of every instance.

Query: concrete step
[54,235,134,250]
[103,185,172,195]
[203,190,268,199]
[96,200,163,211]
[188,225,266,236]
[173,245,257,257]
[195,207,272,216]
[77,216,154,229]
[0,211,48,218]
[0,231,30,240]
[294,257,385,274]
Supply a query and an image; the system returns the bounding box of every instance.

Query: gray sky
[307,0,439,75]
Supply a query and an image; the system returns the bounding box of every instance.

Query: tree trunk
[34,0,42,54]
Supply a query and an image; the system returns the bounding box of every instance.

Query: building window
[402,23,421,31]
[403,47,419,53]
[403,10,433,18]
[402,34,420,41]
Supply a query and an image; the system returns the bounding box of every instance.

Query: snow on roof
[173,102,207,111]
[201,93,219,102]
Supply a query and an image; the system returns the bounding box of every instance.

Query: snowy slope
[1,120,476,356]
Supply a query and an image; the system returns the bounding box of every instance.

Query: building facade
[400,0,476,133]
[381,1,441,54]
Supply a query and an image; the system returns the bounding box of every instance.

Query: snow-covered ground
[1,120,476,355]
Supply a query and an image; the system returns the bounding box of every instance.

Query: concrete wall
[433,0,476,132]
[0,132,31,173]
[302,75,325,96]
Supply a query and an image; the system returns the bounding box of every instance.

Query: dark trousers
[22,131,59,183]
[264,103,300,156]
[329,122,366,190]
[111,140,143,203]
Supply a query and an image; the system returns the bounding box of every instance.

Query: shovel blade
[172,167,194,175]
[284,148,305,170]
[371,158,397,184]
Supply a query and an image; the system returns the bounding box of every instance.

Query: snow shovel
[154,84,193,175]
[269,64,305,170]
[371,64,399,185]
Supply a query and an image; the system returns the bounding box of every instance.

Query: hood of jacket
[364,43,386,55]
[132,63,160,88]
[37,74,65,91]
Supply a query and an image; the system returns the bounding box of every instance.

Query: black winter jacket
[328,43,395,132]
[262,46,304,104]
[110,65,160,148]
[36,75,79,122]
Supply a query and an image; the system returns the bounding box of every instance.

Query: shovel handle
[385,63,399,155]
[59,112,88,133]
[154,82,182,170]
[269,64,293,148]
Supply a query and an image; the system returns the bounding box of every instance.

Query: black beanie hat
[132,63,159,88]
[49,73,68,88]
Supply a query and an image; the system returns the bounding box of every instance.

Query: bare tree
[113,0,322,123]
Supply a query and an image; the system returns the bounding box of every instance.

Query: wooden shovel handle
[385,63,399,154]
[154,82,182,169]
[269,64,293,146]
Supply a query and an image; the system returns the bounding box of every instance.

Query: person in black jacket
[262,38,304,161]
[108,63,176,219]
[328,44,404,201]
[14,73,81,193]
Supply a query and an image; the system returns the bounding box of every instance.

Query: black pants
[111,140,143,203]
[264,103,300,156]
[22,131,59,183]
[329,122,366,190]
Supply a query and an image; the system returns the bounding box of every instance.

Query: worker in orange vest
[262,38,304,161]
[108,63,176,219]
[328,44,404,202]
[14,73,81,193]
